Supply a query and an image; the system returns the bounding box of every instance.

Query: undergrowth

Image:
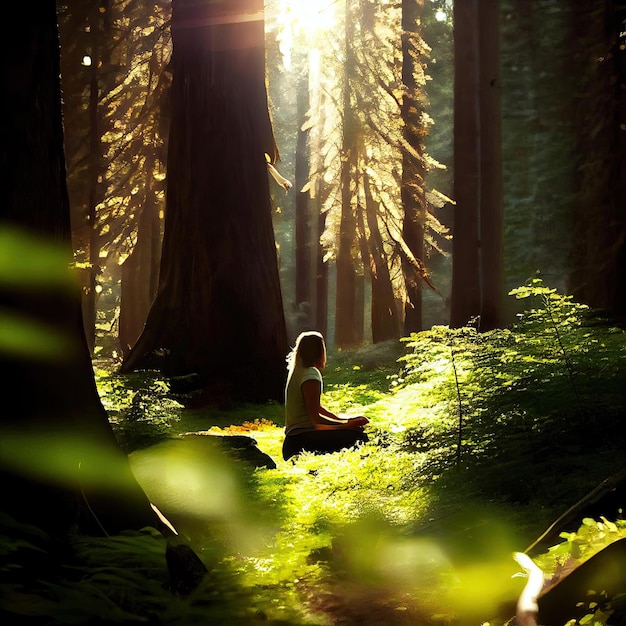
[2,280,626,625]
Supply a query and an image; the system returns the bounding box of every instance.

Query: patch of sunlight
[130,438,282,557]
[268,0,338,69]
[368,385,442,432]
[331,518,453,588]
[129,439,240,520]
[0,310,75,360]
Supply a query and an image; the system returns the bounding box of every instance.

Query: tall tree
[119,155,163,355]
[334,0,360,348]
[615,3,626,314]
[59,0,171,356]
[0,1,158,534]
[294,50,313,331]
[499,1,626,318]
[567,2,626,312]
[121,0,288,403]
[450,0,504,330]
[401,0,427,334]
[363,170,401,342]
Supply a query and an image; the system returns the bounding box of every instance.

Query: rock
[183,433,276,470]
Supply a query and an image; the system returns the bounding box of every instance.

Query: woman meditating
[282,331,369,461]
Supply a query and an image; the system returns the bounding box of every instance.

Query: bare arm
[302,380,369,430]
[267,162,292,191]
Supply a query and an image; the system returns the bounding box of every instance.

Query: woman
[282,331,369,461]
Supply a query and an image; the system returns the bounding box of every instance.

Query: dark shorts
[282,429,369,461]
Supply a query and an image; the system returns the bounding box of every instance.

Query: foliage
[0,514,305,625]
[94,368,184,453]
[499,1,621,300]
[395,278,626,502]
[3,283,626,624]
[532,517,626,626]
[58,0,171,270]
[534,516,626,574]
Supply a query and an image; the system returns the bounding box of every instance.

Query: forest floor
[97,298,626,625]
[3,291,626,625]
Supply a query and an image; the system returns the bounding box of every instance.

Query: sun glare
[269,0,337,69]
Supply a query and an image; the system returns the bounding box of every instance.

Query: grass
[3,281,626,625]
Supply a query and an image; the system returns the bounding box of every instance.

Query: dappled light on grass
[130,439,240,519]
[78,284,626,623]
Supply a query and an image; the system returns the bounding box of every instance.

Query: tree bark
[364,174,401,342]
[401,0,427,334]
[568,2,625,312]
[334,0,359,348]
[294,52,312,328]
[615,2,626,315]
[450,0,503,329]
[121,0,288,403]
[477,0,504,330]
[450,0,481,328]
[119,165,162,356]
[0,1,158,535]
[315,191,329,337]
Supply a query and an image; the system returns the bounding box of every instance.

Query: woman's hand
[347,415,369,428]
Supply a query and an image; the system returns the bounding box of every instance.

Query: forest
[1,0,626,625]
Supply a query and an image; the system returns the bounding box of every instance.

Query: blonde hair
[286,331,326,373]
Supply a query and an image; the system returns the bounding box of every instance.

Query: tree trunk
[450,0,503,330]
[476,0,504,330]
[401,0,427,334]
[294,53,312,328]
[315,190,329,337]
[364,174,401,342]
[334,0,359,348]
[615,2,626,315]
[568,2,625,312]
[450,0,481,327]
[0,1,158,535]
[121,0,288,403]
[119,166,162,356]
[354,268,365,343]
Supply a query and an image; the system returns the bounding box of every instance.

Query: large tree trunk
[568,2,625,312]
[401,0,427,334]
[334,0,359,348]
[0,1,158,535]
[615,2,626,315]
[476,0,504,330]
[121,0,288,403]
[450,0,481,328]
[450,0,504,330]
[364,174,401,343]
